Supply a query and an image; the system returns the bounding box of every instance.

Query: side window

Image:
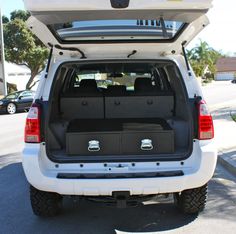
[20,91,34,99]
[156,68,172,91]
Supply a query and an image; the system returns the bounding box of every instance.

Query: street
[0,112,26,169]
[202,81,236,109]
[0,81,236,234]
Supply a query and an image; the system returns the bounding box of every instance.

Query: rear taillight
[24,103,41,143]
[198,100,214,140]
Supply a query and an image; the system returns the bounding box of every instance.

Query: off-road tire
[30,185,63,217]
[174,184,208,214]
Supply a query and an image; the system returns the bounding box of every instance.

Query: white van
[22,0,217,217]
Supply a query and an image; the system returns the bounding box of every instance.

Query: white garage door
[215,72,234,81]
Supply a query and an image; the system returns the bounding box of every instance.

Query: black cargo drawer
[122,131,174,154]
[66,132,120,155]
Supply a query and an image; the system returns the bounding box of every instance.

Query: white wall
[0,62,38,94]
[7,74,31,91]
[215,72,234,81]
[5,62,31,91]
[0,82,3,95]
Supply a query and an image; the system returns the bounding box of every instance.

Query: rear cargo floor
[67,118,172,132]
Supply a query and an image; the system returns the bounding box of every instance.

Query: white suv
[23,0,217,217]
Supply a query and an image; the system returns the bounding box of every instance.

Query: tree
[3,16,49,89]
[24,47,49,89]
[10,10,30,22]
[2,15,9,24]
[187,40,223,79]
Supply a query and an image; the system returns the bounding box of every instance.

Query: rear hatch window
[51,19,186,42]
[24,0,212,54]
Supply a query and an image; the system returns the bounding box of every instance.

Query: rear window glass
[75,72,151,91]
[50,19,185,42]
[65,63,171,92]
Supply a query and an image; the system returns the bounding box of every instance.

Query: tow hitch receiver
[112,191,130,208]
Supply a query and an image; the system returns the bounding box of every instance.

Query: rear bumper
[22,141,217,196]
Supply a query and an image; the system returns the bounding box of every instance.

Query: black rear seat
[104,85,127,96]
[134,77,166,95]
[60,79,104,120]
[134,77,155,93]
[63,79,102,97]
[78,79,100,95]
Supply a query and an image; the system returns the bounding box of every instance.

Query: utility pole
[0,8,7,96]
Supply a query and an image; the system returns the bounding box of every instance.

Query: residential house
[215,57,236,81]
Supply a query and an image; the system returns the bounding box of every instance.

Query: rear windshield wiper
[160,17,168,38]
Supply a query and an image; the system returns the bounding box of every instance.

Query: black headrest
[63,79,101,97]
[134,77,153,92]
[80,79,97,89]
[105,85,126,96]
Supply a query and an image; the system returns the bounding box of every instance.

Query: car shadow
[0,163,198,234]
[0,110,28,115]
[58,197,198,234]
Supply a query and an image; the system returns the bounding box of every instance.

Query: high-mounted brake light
[24,103,41,143]
[198,100,214,140]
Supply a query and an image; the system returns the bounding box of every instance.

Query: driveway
[0,163,236,234]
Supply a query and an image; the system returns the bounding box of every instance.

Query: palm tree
[187,40,222,78]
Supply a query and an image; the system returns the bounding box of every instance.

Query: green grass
[231,114,236,122]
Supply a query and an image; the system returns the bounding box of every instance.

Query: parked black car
[231,79,236,84]
[0,90,35,114]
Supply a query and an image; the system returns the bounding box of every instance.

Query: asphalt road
[0,163,235,234]
[0,81,236,234]
[202,81,236,108]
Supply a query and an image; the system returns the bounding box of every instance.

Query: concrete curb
[211,106,236,177]
[209,102,236,112]
[0,152,22,169]
[218,150,236,177]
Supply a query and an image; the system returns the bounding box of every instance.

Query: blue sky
[1,0,25,17]
[1,0,236,54]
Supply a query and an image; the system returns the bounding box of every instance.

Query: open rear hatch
[23,1,212,162]
[24,0,212,55]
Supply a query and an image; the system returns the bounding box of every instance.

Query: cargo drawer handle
[88,140,100,152]
[141,139,153,151]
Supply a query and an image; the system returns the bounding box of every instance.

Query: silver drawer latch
[141,139,153,151]
[88,140,100,152]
